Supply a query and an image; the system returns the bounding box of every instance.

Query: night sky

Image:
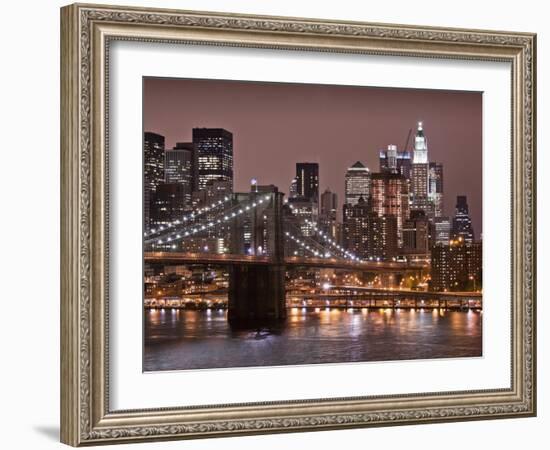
[143,77,482,235]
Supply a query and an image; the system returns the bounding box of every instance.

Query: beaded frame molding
[60,3,536,446]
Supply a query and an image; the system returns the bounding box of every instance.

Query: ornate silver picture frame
[60,3,536,446]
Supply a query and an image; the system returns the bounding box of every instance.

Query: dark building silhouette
[192,128,233,191]
[296,162,319,204]
[403,210,430,255]
[319,188,338,241]
[452,195,475,243]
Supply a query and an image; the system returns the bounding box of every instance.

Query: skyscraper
[144,131,165,230]
[165,142,194,210]
[370,172,409,247]
[287,197,319,237]
[432,216,452,246]
[411,122,430,212]
[431,239,482,292]
[429,162,444,217]
[320,189,337,220]
[452,195,475,242]
[413,121,428,164]
[319,189,338,240]
[379,145,412,179]
[343,197,397,260]
[344,161,371,207]
[343,197,373,259]
[149,183,187,231]
[403,210,430,254]
[289,177,298,199]
[193,128,233,191]
[296,162,319,204]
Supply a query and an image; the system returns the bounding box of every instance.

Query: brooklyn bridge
[142,189,460,326]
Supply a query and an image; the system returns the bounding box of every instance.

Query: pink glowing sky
[144,77,482,235]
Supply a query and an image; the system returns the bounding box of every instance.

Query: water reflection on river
[144,307,482,371]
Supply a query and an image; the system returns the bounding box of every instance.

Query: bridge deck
[144,252,429,271]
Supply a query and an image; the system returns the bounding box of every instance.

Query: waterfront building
[193,128,233,191]
[344,161,371,206]
[430,239,482,291]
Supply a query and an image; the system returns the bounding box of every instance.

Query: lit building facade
[379,145,412,179]
[193,128,233,191]
[344,161,371,206]
[431,216,452,246]
[144,131,165,230]
[288,177,298,199]
[165,142,194,210]
[428,162,444,217]
[182,180,233,254]
[430,239,482,292]
[343,197,397,260]
[287,196,319,237]
[370,172,409,246]
[411,121,430,213]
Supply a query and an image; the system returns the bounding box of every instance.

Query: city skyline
[143,79,483,371]
[143,77,482,234]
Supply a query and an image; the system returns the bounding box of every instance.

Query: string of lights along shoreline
[144,122,481,293]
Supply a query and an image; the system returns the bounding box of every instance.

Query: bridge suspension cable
[145,193,273,246]
[302,219,363,261]
[144,195,233,238]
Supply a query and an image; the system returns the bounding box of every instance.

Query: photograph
[142,78,483,371]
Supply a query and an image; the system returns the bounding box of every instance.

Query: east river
[144,306,482,371]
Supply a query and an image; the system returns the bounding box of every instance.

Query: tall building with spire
[344,161,371,207]
[411,121,430,213]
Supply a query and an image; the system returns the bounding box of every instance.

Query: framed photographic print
[60,3,537,446]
